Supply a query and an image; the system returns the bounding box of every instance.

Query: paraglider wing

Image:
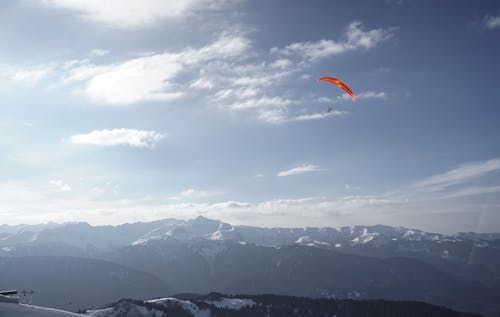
[319,77,356,101]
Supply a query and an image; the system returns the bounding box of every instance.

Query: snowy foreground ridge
[88,296,255,317]
[0,297,254,317]
[0,302,83,317]
[0,294,480,317]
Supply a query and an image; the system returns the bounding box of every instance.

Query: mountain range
[1,216,499,315]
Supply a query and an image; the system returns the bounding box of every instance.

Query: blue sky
[0,0,499,233]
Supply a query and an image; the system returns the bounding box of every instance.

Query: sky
[0,0,499,234]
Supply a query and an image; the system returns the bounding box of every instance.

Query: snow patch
[210,230,224,240]
[295,236,331,247]
[86,307,114,317]
[147,298,211,317]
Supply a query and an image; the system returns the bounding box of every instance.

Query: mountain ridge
[1,216,499,315]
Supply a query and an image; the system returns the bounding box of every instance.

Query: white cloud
[194,21,392,123]
[483,14,500,29]
[60,60,110,84]
[257,108,345,124]
[190,78,214,90]
[289,110,346,122]
[3,33,250,105]
[8,21,391,124]
[317,97,334,103]
[338,90,387,101]
[213,88,259,101]
[270,59,293,69]
[230,67,294,88]
[39,0,225,29]
[277,164,323,177]
[181,188,225,199]
[413,158,500,192]
[49,180,71,192]
[83,54,185,105]
[442,185,500,199]
[257,109,288,124]
[73,34,249,105]
[228,96,294,110]
[68,128,164,148]
[271,21,393,61]
[90,49,110,57]
[11,65,53,85]
[357,91,386,99]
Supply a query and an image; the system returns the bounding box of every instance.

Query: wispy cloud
[340,90,387,101]
[68,128,165,148]
[76,34,249,105]
[39,0,226,29]
[209,21,393,122]
[483,14,500,29]
[10,65,53,85]
[277,164,324,177]
[181,188,225,199]
[7,21,391,123]
[7,33,249,106]
[49,180,71,192]
[413,158,500,192]
[287,110,346,122]
[271,21,394,61]
[227,96,294,110]
[256,107,346,124]
[442,185,500,199]
[90,49,110,57]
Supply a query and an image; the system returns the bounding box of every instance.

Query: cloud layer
[69,129,165,148]
[277,164,323,177]
[39,0,224,28]
[483,14,500,29]
[413,158,500,192]
[7,21,392,123]
[271,21,393,61]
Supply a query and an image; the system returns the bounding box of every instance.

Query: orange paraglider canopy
[319,77,356,101]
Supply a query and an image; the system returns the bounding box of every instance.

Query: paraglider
[319,77,356,101]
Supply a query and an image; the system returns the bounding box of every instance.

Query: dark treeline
[194,294,481,317]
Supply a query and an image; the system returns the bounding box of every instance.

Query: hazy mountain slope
[108,239,498,315]
[2,216,499,272]
[0,256,174,311]
[2,217,499,269]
